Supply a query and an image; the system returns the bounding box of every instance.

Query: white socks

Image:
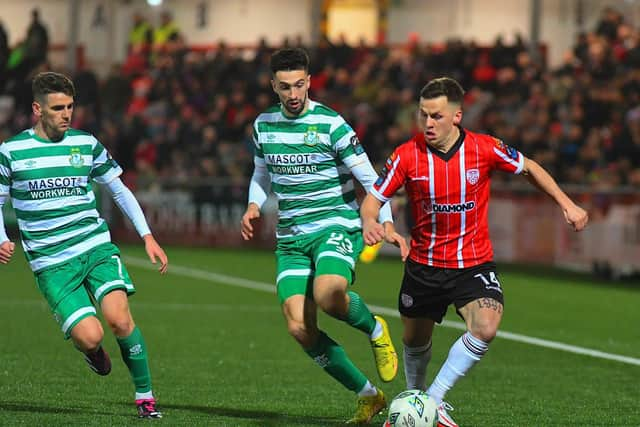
[369,320,383,340]
[357,380,378,397]
[427,332,489,404]
[403,341,432,390]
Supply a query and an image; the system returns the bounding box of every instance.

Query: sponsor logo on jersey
[466,168,480,185]
[28,187,84,200]
[28,177,82,190]
[27,177,84,199]
[266,153,318,174]
[69,147,84,168]
[350,135,365,155]
[430,201,476,213]
[493,137,519,160]
[303,125,319,146]
[505,146,519,160]
[375,153,396,186]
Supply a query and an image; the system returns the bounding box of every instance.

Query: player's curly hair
[420,77,465,104]
[270,48,309,75]
[32,72,76,105]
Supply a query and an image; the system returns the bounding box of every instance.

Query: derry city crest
[69,147,84,168]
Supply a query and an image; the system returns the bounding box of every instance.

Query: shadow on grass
[0,401,119,417]
[143,402,348,426]
[0,402,82,415]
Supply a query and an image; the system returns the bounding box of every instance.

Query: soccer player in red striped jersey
[361,77,588,427]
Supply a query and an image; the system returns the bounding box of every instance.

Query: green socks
[117,326,152,394]
[345,291,376,335]
[305,331,368,393]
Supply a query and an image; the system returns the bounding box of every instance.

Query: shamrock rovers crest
[303,126,319,146]
[69,147,84,168]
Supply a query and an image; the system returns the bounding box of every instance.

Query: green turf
[0,245,638,426]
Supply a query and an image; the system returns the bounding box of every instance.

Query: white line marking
[125,256,640,367]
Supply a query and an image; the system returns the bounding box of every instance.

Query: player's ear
[452,108,462,125]
[32,101,42,118]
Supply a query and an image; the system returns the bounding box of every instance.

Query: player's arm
[352,160,409,260]
[241,157,270,241]
[102,177,168,273]
[0,195,16,264]
[521,157,588,231]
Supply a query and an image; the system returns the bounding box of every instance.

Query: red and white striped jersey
[371,128,524,268]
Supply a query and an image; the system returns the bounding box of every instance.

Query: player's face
[33,93,74,141]
[418,95,462,146]
[272,69,310,117]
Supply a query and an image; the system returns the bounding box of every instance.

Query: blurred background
[0,0,639,279]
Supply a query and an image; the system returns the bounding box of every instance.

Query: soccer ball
[384,389,438,427]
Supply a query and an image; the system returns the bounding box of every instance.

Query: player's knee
[469,323,498,343]
[73,327,104,352]
[106,317,135,337]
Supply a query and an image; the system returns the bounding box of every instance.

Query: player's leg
[426,263,504,427]
[401,316,435,390]
[397,259,449,391]
[70,316,112,376]
[87,248,161,419]
[35,258,111,375]
[276,240,385,424]
[313,228,398,383]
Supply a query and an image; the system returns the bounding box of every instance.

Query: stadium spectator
[240,48,406,424]
[23,8,49,70]
[0,71,167,419]
[128,12,153,56]
[360,77,589,427]
[152,11,180,56]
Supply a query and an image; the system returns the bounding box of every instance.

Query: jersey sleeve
[489,136,524,174]
[371,150,405,203]
[252,121,264,160]
[332,117,368,168]
[0,143,11,196]
[90,138,123,184]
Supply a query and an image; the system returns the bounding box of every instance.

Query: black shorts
[398,258,504,323]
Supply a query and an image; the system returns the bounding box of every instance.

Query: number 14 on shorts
[474,272,502,293]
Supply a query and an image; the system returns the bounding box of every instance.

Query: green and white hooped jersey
[253,100,369,240]
[0,128,122,272]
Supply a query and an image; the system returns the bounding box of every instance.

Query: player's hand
[383,222,409,261]
[563,204,589,232]
[143,234,168,274]
[362,219,385,246]
[241,203,261,241]
[0,240,15,264]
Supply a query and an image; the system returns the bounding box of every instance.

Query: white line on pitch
[124,256,640,367]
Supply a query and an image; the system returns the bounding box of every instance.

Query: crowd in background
[1,6,640,193]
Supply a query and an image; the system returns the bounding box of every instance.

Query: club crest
[69,147,84,168]
[304,126,319,146]
[466,168,480,185]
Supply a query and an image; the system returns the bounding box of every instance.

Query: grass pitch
[1,245,638,426]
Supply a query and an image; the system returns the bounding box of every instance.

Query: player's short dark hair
[32,72,76,104]
[270,48,309,75]
[420,77,465,104]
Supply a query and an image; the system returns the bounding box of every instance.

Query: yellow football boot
[359,241,383,264]
[346,389,387,424]
[370,315,398,382]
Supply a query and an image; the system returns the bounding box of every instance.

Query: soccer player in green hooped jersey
[241,48,409,424]
[0,72,168,419]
